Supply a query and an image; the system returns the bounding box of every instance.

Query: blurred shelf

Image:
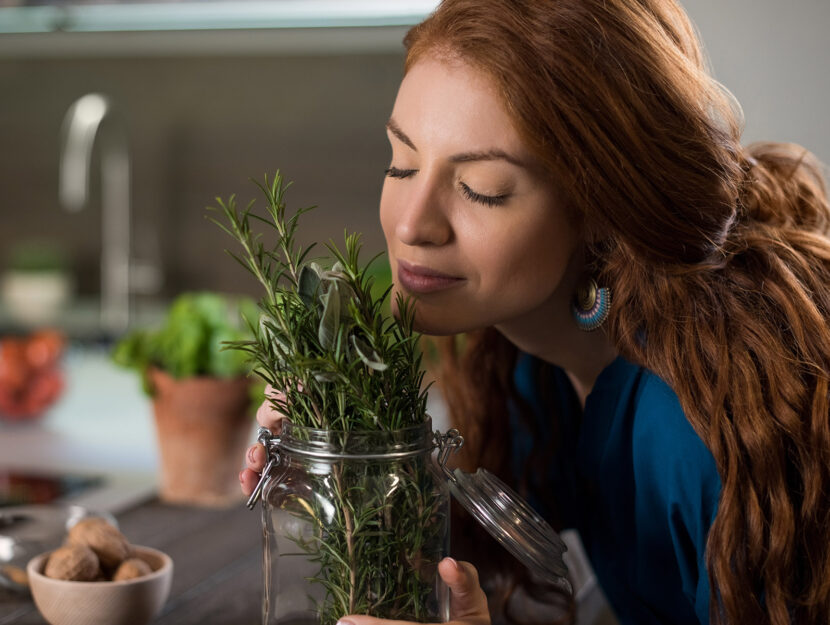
[0,1,438,32]
[0,1,438,57]
[0,26,411,57]
[0,297,169,343]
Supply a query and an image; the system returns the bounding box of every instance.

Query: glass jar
[258,420,450,625]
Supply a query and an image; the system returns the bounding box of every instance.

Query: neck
[562,344,618,409]
[496,262,618,409]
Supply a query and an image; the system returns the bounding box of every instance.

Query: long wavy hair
[405,1,830,624]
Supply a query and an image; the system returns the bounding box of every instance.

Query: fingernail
[336,620,355,625]
[445,557,459,571]
[247,446,257,463]
[238,470,246,483]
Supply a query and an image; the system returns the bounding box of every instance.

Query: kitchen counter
[0,345,264,623]
[0,345,159,512]
[0,500,617,625]
[0,498,262,625]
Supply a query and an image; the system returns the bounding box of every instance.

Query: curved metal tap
[59,93,131,335]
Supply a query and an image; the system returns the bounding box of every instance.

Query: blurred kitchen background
[0,0,828,621]
[0,3,423,341]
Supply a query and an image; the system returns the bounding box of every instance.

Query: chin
[412,320,463,337]
[390,285,488,336]
[412,305,485,337]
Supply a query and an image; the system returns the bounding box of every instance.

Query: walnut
[67,518,132,569]
[44,545,100,581]
[112,557,152,581]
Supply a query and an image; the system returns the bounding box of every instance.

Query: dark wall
[0,51,404,298]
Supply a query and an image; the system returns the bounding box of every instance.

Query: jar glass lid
[248,424,573,594]
[447,467,572,594]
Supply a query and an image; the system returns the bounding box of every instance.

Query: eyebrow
[386,118,417,151]
[385,117,528,169]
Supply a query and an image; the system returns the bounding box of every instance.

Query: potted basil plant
[112,292,259,506]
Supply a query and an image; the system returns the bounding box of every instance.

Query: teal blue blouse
[511,354,721,624]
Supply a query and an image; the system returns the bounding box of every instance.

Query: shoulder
[585,358,722,525]
[631,370,719,480]
[628,368,721,508]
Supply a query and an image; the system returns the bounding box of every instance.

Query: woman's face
[380,56,581,335]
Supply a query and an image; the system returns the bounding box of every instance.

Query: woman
[242,1,830,623]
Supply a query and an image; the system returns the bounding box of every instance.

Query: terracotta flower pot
[148,368,253,507]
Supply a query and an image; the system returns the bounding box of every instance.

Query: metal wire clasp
[246,426,282,510]
[247,426,462,510]
[433,428,464,481]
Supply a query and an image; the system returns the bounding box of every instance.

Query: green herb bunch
[210,173,428,432]
[210,173,446,625]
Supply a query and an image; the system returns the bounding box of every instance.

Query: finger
[239,467,260,497]
[245,443,267,472]
[336,616,415,625]
[439,558,489,621]
[336,561,490,625]
[256,398,286,433]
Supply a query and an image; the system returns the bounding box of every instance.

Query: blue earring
[571,278,611,332]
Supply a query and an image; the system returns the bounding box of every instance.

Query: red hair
[407,1,830,623]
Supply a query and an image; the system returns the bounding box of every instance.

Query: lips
[396,259,465,295]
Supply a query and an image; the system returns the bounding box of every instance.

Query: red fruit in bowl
[0,385,20,416]
[0,338,29,393]
[0,330,66,420]
[25,368,64,413]
[25,330,65,370]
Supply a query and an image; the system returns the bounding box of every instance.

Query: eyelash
[384,167,509,207]
[384,166,417,179]
[459,182,509,207]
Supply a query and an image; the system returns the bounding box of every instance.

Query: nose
[394,173,453,247]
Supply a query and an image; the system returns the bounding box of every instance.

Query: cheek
[379,183,394,240]
[379,183,402,299]
[473,215,577,304]
[379,181,406,254]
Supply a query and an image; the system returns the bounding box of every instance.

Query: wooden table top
[1,498,264,625]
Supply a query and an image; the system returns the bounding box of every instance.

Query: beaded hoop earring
[571,278,611,332]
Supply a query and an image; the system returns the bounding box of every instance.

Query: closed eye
[384,166,417,179]
[459,181,509,207]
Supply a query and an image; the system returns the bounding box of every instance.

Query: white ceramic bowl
[27,545,173,625]
[0,271,73,325]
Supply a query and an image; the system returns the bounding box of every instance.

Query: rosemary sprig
[209,172,445,625]
[208,172,428,433]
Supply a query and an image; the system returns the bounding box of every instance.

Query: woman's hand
[239,384,286,496]
[336,558,490,625]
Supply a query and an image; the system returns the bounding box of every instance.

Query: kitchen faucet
[58,93,159,336]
